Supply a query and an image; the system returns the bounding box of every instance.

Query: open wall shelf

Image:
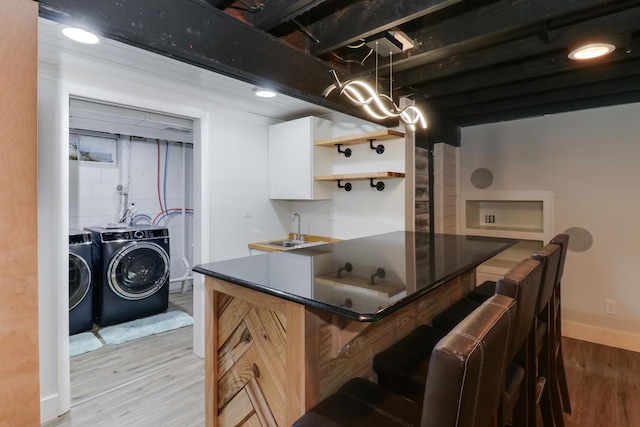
[315,172,405,192]
[314,129,404,147]
[461,191,552,282]
[314,172,405,181]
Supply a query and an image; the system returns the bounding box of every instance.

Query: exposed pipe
[178,141,193,292]
[116,135,131,223]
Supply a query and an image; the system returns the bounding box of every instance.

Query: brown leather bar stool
[549,234,571,414]
[373,259,542,427]
[292,293,516,427]
[530,243,563,427]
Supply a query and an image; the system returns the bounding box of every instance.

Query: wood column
[0,0,40,424]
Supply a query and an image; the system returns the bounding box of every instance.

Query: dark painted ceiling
[37,0,640,133]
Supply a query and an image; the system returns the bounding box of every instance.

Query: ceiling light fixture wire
[323,39,426,130]
[322,70,427,130]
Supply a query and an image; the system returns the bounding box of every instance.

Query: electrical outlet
[605,299,617,315]
[243,202,252,218]
[330,207,337,221]
[484,214,496,224]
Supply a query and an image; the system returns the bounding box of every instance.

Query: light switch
[330,207,337,221]
[243,202,252,218]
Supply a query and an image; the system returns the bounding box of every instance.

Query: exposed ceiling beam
[248,0,328,31]
[195,0,235,9]
[440,68,640,121]
[367,0,620,75]
[453,89,640,127]
[36,0,390,125]
[308,0,464,56]
[429,55,640,111]
[393,5,640,93]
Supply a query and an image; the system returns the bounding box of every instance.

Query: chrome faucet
[292,212,303,242]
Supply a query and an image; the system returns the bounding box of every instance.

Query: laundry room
[67,97,196,348]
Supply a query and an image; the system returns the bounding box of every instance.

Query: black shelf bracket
[336,144,352,158]
[369,139,385,154]
[369,268,386,286]
[370,179,385,191]
[337,180,352,192]
[337,262,353,278]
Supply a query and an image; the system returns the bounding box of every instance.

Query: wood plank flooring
[42,298,640,427]
[562,336,640,427]
[43,291,204,427]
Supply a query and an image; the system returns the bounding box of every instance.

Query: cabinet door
[268,117,331,200]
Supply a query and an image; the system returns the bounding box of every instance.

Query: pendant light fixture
[323,41,427,130]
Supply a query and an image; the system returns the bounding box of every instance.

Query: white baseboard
[41,393,61,424]
[562,320,640,353]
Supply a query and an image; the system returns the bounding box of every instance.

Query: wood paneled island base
[204,269,475,427]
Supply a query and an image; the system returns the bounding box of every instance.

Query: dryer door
[107,242,170,300]
[69,252,92,310]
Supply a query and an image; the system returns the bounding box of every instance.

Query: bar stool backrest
[421,294,516,427]
[495,258,542,361]
[550,234,569,287]
[531,243,561,314]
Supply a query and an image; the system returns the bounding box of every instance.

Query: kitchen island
[194,232,516,427]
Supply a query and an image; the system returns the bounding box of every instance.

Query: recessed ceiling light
[568,42,615,60]
[254,88,276,98]
[62,27,100,45]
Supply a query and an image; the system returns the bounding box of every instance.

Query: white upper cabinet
[268,116,332,200]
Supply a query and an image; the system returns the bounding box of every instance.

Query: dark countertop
[194,232,516,322]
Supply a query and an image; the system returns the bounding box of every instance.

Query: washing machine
[69,229,94,335]
[85,225,170,326]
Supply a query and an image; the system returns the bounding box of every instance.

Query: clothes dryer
[85,225,170,326]
[69,229,94,335]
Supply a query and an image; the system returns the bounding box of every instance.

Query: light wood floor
[562,336,640,427]
[43,290,204,427]
[42,297,640,427]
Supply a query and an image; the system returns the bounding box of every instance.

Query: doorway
[67,98,197,405]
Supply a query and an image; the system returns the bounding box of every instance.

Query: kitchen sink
[267,240,328,249]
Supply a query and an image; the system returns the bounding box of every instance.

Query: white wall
[208,110,293,260]
[290,115,408,239]
[460,102,640,352]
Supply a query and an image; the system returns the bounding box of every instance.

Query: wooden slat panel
[218,388,253,427]
[210,277,287,314]
[218,336,255,410]
[246,344,286,426]
[244,309,286,399]
[241,413,263,427]
[217,297,252,350]
[218,324,253,377]
[218,293,234,314]
[253,307,287,367]
[285,302,312,424]
[245,378,277,427]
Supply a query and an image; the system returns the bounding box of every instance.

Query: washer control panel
[100,227,169,242]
